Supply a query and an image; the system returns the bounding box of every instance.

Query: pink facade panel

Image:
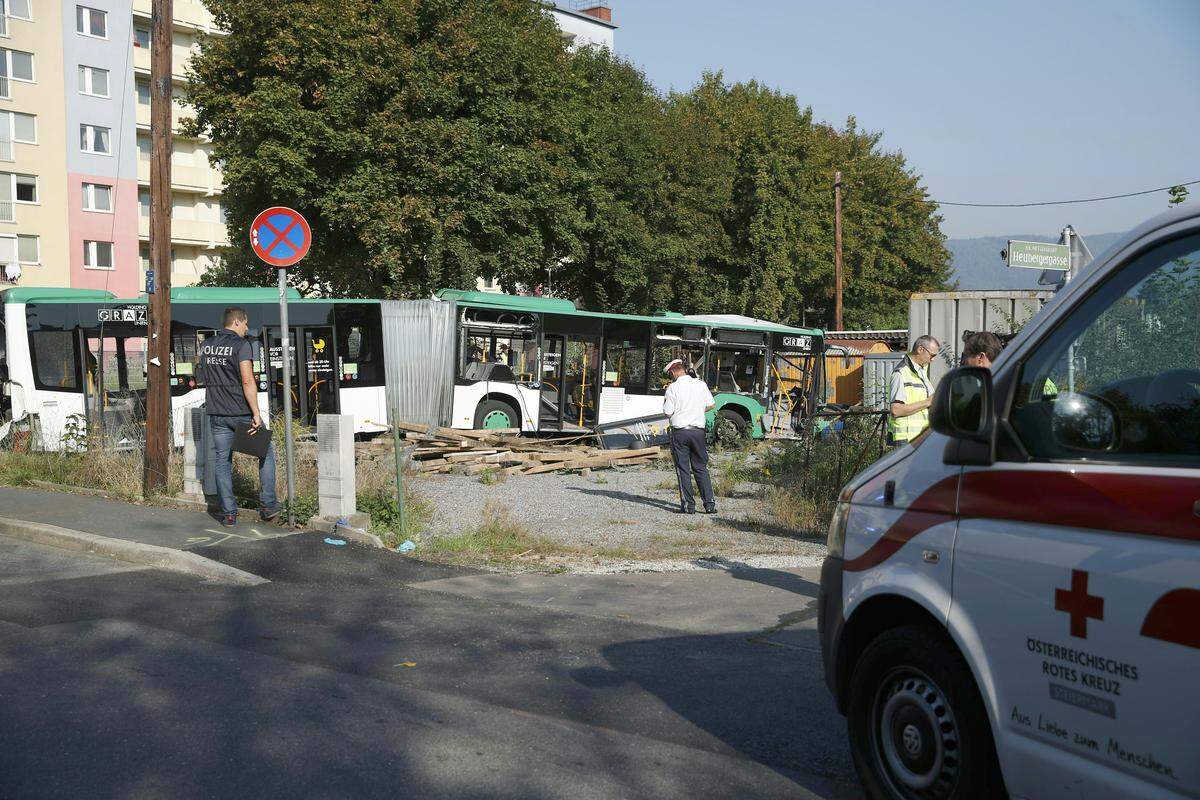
[67,174,141,297]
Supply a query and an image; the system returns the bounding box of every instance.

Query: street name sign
[1007,240,1070,271]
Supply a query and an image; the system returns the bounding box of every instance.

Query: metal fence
[380,299,457,428]
[794,407,892,496]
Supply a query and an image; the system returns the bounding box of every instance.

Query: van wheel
[474,399,517,431]
[847,625,1005,800]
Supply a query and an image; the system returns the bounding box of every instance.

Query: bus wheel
[714,409,749,446]
[474,400,517,431]
[847,625,1005,800]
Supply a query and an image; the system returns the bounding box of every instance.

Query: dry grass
[425,501,565,560]
[0,448,183,500]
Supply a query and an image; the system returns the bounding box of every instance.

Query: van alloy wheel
[870,667,960,799]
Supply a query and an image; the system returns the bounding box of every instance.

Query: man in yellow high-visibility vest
[887,335,939,445]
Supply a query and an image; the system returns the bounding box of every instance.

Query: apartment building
[3,0,612,295]
[0,0,224,296]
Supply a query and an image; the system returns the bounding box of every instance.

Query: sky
[612,0,1200,239]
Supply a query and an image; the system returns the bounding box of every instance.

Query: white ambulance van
[819,204,1199,800]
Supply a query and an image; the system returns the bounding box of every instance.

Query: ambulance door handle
[1193,499,1200,517]
[883,480,895,506]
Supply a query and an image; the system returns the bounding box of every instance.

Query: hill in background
[945,231,1125,290]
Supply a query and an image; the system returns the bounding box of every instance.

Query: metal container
[862,352,904,410]
[908,290,1055,385]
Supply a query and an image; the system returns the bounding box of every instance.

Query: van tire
[474,399,518,431]
[847,625,1005,800]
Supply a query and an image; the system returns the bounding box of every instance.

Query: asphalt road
[0,532,863,800]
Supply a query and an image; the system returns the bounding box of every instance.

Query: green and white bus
[0,286,823,449]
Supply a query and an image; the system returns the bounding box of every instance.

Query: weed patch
[426,501,564,560]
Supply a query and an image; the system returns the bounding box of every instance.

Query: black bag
[233,421,271,459]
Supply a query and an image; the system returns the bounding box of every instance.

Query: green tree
[553,48,668,312]
[185,0,582,297]
[653,74,949,328]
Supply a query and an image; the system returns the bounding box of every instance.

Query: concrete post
[182,407,204,499]
[314,413,370,531]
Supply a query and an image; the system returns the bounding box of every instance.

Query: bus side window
[171,330,203,394]
[31,330,81,391]
[337,325,384,387]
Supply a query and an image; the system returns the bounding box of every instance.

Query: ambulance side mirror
[1051,391,1119,452]
[930,366,995,444]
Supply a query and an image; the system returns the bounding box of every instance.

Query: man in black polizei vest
[199,306,280,527]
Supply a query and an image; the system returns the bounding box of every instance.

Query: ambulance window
[1010,234,1200,466]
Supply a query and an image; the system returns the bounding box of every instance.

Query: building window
[83,182,112,212]
[138,188,150,217]
[0,48,35,83]
[139,243,149,269]
[79,123,110,154]
[133,24,149,48]
[0,111,34,161]
[11,111,34,142]
[75,5,106,38]
[17,233,37,263]
[78,65,109,97]
[6,0,33,21]
[83,239,113,269]
[136,78,149,105]
[13,173,35,203]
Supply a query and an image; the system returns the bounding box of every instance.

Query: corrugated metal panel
[908,290,1055,385]
[381,299,457,428]
[863,352,904,410]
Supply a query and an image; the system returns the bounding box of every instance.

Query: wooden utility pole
[143,0,173,494]
[833,171,844,332]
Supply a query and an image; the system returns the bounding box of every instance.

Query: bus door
[538,332,600,430]
[265,325,338,427]
[563,334,600,429]
[302,326,338,421]
[539,334,565,430]
[81,326,148,446]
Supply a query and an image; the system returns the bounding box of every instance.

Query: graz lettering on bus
[782,335,812,351]
[97,307,148,325]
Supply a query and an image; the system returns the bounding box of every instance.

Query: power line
[935,179,1198,208]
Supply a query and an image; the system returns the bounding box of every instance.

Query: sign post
[250,206,312,528]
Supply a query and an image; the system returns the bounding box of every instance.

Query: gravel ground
[410,460,827,571]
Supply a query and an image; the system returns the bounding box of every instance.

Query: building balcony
[132,0,220,33]
[132,42,199,80]
[138,216,228,247]
[135,102,193,132]
[137,160,219,193]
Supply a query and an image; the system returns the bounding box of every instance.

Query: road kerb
[0,516,269,586]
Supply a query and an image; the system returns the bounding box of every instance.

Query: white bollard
[182,407,204,499]
[317,413,358,521]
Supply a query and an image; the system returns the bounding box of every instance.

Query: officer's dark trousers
[670,427,715,512]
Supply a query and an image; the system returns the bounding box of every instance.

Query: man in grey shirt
[200,306,279,527]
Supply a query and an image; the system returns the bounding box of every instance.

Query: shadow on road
[0,532,858,799]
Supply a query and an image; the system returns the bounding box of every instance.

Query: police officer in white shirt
[662,358,717,514]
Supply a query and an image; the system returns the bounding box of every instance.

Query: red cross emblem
[1055,569,1104,639]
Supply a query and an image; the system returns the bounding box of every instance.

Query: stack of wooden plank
[387,421,664,477]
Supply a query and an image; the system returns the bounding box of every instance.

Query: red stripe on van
[959,470,1200,542]
[843,475,958,572]
[844,469,1199,573]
